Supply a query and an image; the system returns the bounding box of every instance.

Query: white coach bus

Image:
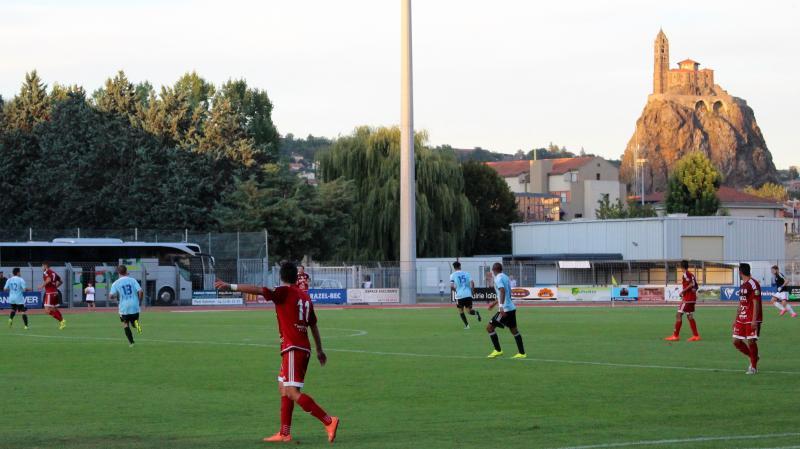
[0,238,215,306]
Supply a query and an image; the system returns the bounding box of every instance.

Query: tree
[3,71,49,132]
[665,152,721,216]
[217,79,280,163]
[744,182,788,202]
[461,161,519,254]
[319,126,477,260]
[595,196,657,219]
[789,166,799,180]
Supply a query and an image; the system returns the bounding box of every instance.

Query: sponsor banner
[309,288,347,304]
[347,288,400,304]
[512,286,558,301]
[788,286,800,301]
[719,285,778,301]
[471,287,497,302]
[0,291,43,309]
[557,286,611,302]
[611,286,638,301]
[191,290,243,306]
[638,286,665,303]
[719,285,739,301]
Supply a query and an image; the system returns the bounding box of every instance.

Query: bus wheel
[157,287,176,305]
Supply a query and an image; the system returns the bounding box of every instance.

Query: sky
[1,0,798,168]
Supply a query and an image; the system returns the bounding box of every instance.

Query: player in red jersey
[664,260,700,341]
[296,265,310,292]
[40,262,66,330]
[215,261,339,443]
[732,263,763,375]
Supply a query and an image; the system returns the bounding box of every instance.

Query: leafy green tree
[319,126,477,260]
[596,196,657,219]
[789,166,799,180]
[460,161,519,254]
[665,152,721,216]
[217,79,280,163]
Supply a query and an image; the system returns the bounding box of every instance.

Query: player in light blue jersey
[109,265,143,346]
[486,262,526,359]
[449,261,481,329]
[5,268,29,329]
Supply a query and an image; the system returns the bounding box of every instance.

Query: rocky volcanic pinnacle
[620,94,777,192]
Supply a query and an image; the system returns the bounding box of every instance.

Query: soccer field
[3,305,799,449]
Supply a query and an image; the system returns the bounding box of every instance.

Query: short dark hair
[12,268,20,276]
[452,261,461,269]
[117,265,128,275]
[739,263,751,277]
[42,261,50,268]
[280,261,298,284]
[680,260,689,270]
[492,262,503,273]
[772,265,779,271]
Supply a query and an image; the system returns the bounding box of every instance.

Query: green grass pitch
[2,305,799,449]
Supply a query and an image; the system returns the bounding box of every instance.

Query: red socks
[280,396,294,436]
[748,341,759,369]
[49,309,63,322]
[296,393,332,425]
[734,340,751,357]
[673,319,682,337]
[688,319,699,337]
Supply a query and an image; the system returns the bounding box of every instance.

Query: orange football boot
[663,335,680,341]
[325,417,340,443]
[686,336,701,342]
[263,433,292,443]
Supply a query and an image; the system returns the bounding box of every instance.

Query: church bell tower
[653,29,669,94]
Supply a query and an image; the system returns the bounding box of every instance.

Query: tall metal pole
[399,0,417,304]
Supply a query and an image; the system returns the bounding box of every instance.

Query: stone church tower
[653,29,669,94]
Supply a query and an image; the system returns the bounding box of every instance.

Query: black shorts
[490,310,518,329]
[456,298,474,309]
[10,304,27,312]
[119,313,140,324]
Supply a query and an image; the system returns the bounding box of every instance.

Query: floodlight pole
[399,0,417,304]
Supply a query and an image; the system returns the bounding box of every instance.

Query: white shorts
[86,297,95,302]
[772,292,788,301]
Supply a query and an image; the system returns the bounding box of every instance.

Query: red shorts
[44,292,60,307]
[277,349,310,388]
[678,301,696,314]
[733,321,761,340]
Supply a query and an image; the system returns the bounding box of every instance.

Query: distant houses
[485,156,626,221]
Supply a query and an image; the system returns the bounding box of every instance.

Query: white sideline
[552,433,800,449]
[9,333,800,375]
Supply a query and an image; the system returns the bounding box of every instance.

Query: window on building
[596,173,601,180]
[560,192,569,204]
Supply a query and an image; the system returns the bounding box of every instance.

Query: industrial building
[509,216,786,287]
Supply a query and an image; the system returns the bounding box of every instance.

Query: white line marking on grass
[170,310,249,313]
[551,432,800,449]
[10,333,800,375]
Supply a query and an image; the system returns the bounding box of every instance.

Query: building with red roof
[638,186,783,218]
[485,156,625,221]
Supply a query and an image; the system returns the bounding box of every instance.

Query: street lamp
[399,0,417,304]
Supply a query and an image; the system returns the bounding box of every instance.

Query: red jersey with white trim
[296,273,310,292]
[43,269,61,294]
[262,285,317,353]
[681,271,698,302]
[736,278,762,324]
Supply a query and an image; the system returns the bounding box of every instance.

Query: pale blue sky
[1,0,797,167]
